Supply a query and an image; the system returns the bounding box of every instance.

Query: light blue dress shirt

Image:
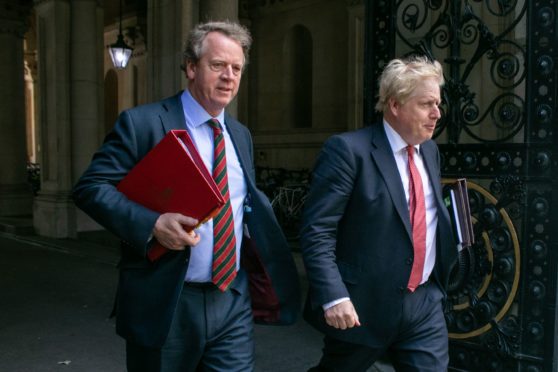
[180,90,247,282]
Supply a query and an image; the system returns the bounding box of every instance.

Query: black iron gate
[364,1,557,371]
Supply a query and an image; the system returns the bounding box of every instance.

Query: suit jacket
[300,123,457,347]
[73,92,300,348]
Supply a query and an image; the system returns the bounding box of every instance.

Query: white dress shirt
[323,122,438,310]
[181,90,247,282]
[383,120,438,285]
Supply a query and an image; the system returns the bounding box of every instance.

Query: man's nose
[432,106,441,119]
[221,65,234,79]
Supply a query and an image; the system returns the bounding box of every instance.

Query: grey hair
[182,21,252,71]
[375,56,444,113]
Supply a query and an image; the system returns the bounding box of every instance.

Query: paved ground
[0,230,393,372]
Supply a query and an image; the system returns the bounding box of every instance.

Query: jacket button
[405,258,412,265]
[398,286,405,293]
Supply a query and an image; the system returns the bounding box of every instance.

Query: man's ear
[388,98,399,117]
[186,60,196,80]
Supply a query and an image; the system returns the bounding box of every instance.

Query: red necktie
[207,119,237,291]
[406,145,426,292]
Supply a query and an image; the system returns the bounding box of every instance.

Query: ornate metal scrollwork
[366,0,555,370]
[395,0,528,144]
[443,178,523,357]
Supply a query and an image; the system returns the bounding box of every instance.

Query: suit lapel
[421,141,452,231]
[369,123,412,239]
[224,115,255,187]
[159,92,187,134]
[421,141,445,209]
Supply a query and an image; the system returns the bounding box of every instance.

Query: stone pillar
[71,0,103,232]
[24,14,40,164]
[24,62,37,163]
[0,0,34,217]
[71,0,102,179]
[199,0,239,117]
[146,0,197,101]
[33,0,74,237]
[33,0,103,237]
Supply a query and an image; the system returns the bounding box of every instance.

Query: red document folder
[117,130,225,261]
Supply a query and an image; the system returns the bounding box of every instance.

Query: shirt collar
[383,119,420,155]
[181,90,226,129]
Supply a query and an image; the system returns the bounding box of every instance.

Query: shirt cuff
[322,297,350,311]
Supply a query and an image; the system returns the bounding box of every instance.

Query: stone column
[33,0,74,237]
[33,0,103,237]
[71,0,102,177]
[71,0,103,232]
[0,0,34,217]
[146,0,197,101]
[24,14,40,164]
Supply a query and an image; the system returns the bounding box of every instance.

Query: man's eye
[232,65,242,74]
[211,62,225,70]
[422,102,437,108]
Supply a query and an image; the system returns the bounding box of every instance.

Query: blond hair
[375,56,444,113]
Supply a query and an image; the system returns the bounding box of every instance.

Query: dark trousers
[126,271,254,372]
[311,281,448,372]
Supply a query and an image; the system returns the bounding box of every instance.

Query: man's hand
[153,213,201,250]
[324,300,361,330]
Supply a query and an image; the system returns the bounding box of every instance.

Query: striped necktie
[207,119,237,291]
[406,145,426,292]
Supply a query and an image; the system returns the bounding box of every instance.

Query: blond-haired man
[301,56,457,371]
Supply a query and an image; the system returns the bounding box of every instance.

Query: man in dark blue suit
[301,56,457,371]
[73,21,299,372]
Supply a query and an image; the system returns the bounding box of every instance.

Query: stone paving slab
[0,231,392,371]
